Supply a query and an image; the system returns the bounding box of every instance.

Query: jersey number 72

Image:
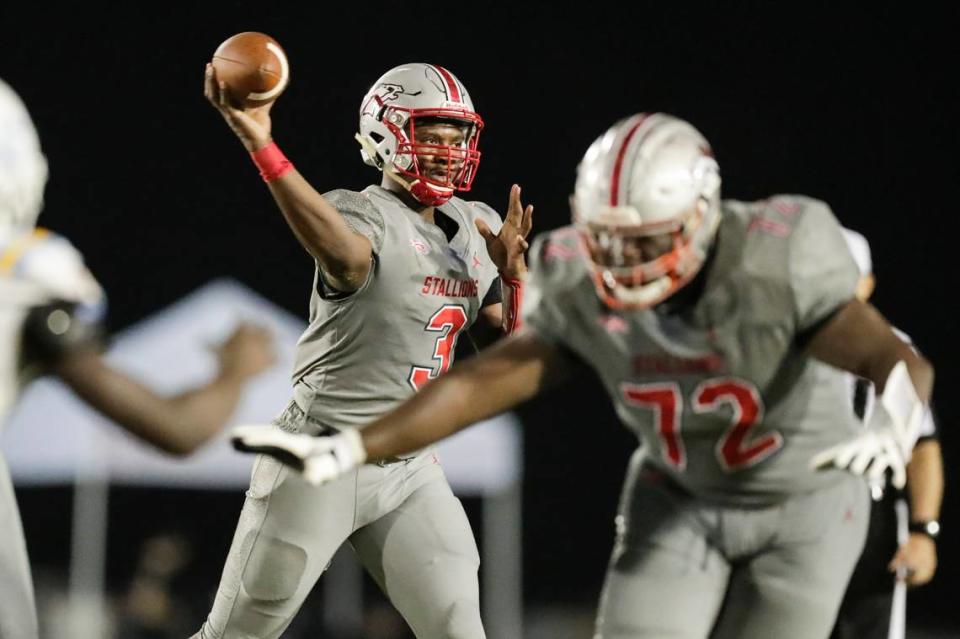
[621,379,783,472]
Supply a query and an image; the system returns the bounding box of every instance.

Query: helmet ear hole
[369,132,385,144]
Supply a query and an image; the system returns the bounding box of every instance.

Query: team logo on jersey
[410,237,431,255]
[471,252,483,269]
[767,197,801,216]
[421,276,479,298]
[632,352,724,374]
[747,214,791,237]
[598,315,629,334]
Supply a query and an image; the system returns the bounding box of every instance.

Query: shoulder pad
[461,199,502,231]
[1,228,103,305]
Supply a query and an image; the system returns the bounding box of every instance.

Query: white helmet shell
[573,113,721,309]
[0,79,48,233]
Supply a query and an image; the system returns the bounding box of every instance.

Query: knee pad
[241,534,308,602]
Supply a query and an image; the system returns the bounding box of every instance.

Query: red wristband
[250,141,293,182]
[501,275,524,334]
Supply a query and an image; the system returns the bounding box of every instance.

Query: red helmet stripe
[433,65,462,103]
[609,115,649,206]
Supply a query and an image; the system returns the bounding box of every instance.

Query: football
[211,32,289,107]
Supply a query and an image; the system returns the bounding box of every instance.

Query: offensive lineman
[0,78,274,639]
[196,62,532,638]
[235,113,934,639]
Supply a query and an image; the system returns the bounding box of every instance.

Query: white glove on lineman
[231,425,368,486]
[810,428,907,489]
[810,361,924,489]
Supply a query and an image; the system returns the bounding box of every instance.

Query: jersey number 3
[408,305,469,391]
[621,379,783,472]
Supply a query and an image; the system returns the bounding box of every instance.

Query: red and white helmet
[356,63,483,206]
[0,78,48,234]
[572,113,721,310]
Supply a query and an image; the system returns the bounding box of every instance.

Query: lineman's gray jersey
[523,196,862,505]
[0,228,104,424]
[292,185,501,430]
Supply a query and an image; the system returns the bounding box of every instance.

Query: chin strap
[380,163,453,206]
[409,179,453,206]
[501,275,524,333]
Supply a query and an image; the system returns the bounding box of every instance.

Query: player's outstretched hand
[216,323,276,381]
[231,425,367,485]
[889,533,938,587]
[809,429,907,489]
[204,63,274,152]
[476,184,534,280]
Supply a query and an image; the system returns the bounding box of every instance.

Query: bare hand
[475,184,534,279]
[216,323,275,381]
[888,533,937,587]
[204,63,274,152]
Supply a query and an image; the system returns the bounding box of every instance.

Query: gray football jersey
[291,185,502,430]
[523,196,862,505]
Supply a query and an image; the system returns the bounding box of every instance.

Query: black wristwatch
[909,520,941,540]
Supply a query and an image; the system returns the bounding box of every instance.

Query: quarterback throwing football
[197,62,532,638]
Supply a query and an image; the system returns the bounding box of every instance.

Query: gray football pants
[595,450,869,639]
[0,455,38,639]
[195,401,485,639]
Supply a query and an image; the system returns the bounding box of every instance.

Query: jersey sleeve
[786,198,860,333]
[6,229,105,306]
[917,406,938,441]
[4,231,107,366]
[323,189,386,254]
[481,276,502,307]
[520,233,572,345]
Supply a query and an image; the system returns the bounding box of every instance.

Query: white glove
[810,361,923,490]
[301,429,367,485]
[809,428,907,489]
[231,425,368,486]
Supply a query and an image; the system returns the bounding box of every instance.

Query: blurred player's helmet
[356,63,483,206]
[572,113,721,310]
[0,79,48,234]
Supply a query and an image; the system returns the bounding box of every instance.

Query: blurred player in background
[197,61,531,638]
[236,113,934,639]
[118,532,195,639]
[830,228,943,639]
[0,78,274,639]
